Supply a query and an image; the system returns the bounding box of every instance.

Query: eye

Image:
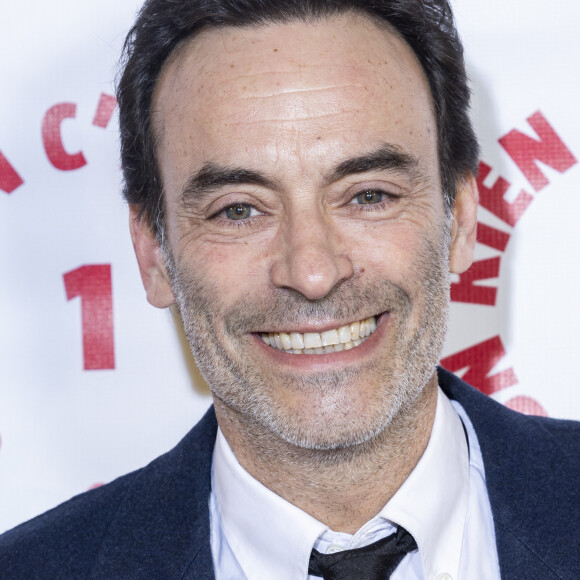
[222,203,258,220]
[352,190,387,205]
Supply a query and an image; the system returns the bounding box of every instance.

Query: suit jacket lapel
[89,407,218,579]
[439,367,579,580]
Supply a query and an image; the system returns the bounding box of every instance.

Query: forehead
[152,13,437,191]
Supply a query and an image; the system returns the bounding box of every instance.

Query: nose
[270,209,354,300]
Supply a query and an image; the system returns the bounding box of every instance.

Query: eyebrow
[179,163,278,206]
[326,143,421,183]
[179,143,421,205]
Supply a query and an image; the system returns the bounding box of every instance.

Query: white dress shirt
[210,388,501,579]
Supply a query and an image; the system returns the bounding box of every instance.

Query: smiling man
[1,1,578,579]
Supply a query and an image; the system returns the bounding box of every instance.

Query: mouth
[260,315,378,355]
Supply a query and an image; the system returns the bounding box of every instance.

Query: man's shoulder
[437,365,580,446]
[0,405,218,579]
[439,366,579,578]
[0,470,139,578]
[438,365,580,471]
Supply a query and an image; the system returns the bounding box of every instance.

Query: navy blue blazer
[1,368,578,579]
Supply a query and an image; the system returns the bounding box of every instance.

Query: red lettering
[88,483,105,490]
[42,103,87,171]
[92,93,117,128]
[476,222,510,252]
[450,257,500,306]
[440,336,517,396]
[0,150,24,194]
[504,395,548,417]
[476,161,533,227]
[64,265,115,370]
[499,111,577,192]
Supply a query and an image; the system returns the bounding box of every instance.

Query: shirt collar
[380,387,470,579]
[212,429,326,579]
[212,387,470,579]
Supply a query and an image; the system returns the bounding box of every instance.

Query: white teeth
[280,332,292,350]
[338,325,351,344]
[321,329,340,346]
[274,334,283,350]
[290,332,304,349]
[304,332,323,349]
[363,320,370,336]
[262,316,378,355]
[349,321,360,341]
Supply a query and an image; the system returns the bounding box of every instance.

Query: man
[1,0,578,578]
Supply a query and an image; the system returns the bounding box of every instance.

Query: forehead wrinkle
[235,84,363,100]
[214,70,371,115]
[222,110,356,129]
[212,63,371,88]
[222,89,366,127]
[213,61,367,78]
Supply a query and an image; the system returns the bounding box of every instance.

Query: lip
[252,312,389,370]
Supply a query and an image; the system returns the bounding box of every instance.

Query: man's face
[140,14,476,450]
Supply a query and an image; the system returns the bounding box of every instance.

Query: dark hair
[117,0,479,237]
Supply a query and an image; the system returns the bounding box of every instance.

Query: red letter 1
[64,265,115,370]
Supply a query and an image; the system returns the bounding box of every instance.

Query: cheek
[190,240,270,298]
[349,221,427,281]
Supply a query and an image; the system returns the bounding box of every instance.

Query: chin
[244,367,427,452]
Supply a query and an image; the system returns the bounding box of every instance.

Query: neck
[214,376,438,534]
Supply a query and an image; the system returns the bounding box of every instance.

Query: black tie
[308,526,417,580]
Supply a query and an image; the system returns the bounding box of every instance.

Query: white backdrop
[1,0,579,533]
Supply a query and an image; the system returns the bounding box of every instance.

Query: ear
[129,205,175,308]
[449,173,478,274]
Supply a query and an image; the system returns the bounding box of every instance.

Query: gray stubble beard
[163,219,451,455]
